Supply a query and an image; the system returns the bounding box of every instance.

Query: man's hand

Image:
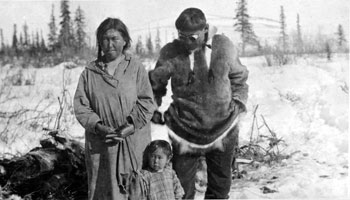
[232,100,246,114]
[151,110,165,125]
[229,100,246,114]
[105,123,135,143]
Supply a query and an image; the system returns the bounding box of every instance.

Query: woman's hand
[104,123,135,143]
[95,122,117,137]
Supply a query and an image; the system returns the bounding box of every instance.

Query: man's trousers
[171,125,239,199]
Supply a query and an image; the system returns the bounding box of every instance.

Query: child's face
[149,148,169,172]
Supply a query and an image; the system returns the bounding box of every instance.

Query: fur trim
[169,113,242,154]
[207,24,217,41]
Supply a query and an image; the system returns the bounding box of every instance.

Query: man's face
[178,28,207,52]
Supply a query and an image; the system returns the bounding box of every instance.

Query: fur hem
[169,114,241,154]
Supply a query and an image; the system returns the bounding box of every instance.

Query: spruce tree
[155,28,161,53]
[295,13,303,54]
[146,33,154,56]
[31,31,35,48]
[135,36,144,55]
[12,24,18,51]
[30,32,36,56]
[70,20,75,48]
[336,24,347,47]
[36,30,40,49]
[234,0,258,55]
[325,42,331,60]
[23,21,29,47]
[279,6,288,53]
[0,28,4,52]
[48,4,58,51]
[19,33,23,49]
[40,30,46,50]
[18,33,23,55]
[296,14,302,44]
[74,6,86,52]
[58,0,73,49]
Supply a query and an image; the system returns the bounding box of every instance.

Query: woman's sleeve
[128,63,156,129]
[73,70,101,132]
[173,170,185,199]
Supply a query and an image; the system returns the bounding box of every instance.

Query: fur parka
[149,34,249,152]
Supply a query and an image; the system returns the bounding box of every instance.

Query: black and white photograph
[0,0,348,199]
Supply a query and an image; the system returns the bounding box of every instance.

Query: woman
[74,18,155,200]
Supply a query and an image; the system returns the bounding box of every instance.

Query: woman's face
[100,29,126,62]
[149,148,169,172]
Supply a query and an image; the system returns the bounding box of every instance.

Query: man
[149,8,249,199]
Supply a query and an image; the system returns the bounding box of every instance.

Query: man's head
[175,8,208,51]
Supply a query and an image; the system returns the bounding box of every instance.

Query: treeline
[0,0,94,67]
[0,0,348,67]
[233,0,348,62]
[130,0,348,61]
[134,29,163,59]
[0,0,163,67]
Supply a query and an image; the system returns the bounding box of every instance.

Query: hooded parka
[74,54,155,200]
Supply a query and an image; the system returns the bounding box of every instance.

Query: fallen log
[0,131,87,199]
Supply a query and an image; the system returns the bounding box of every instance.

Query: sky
[0,0,348,46]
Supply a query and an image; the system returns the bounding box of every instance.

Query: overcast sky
[0,0,348,45]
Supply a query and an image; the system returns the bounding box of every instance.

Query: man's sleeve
[73,71,101,132]
[228,50,249,112]
[128,63,156,129]
[148,46,174,107]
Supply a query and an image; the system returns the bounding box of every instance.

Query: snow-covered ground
[229,54,349,199]
[0,54,348,199]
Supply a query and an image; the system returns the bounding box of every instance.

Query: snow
[0,54,348,199]
[231,54,349,199]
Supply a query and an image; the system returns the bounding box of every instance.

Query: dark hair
[96,18,131,60]
[142,140,172,169]
[175,8,206,32]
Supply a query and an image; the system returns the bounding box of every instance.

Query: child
[141,140,184,200]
